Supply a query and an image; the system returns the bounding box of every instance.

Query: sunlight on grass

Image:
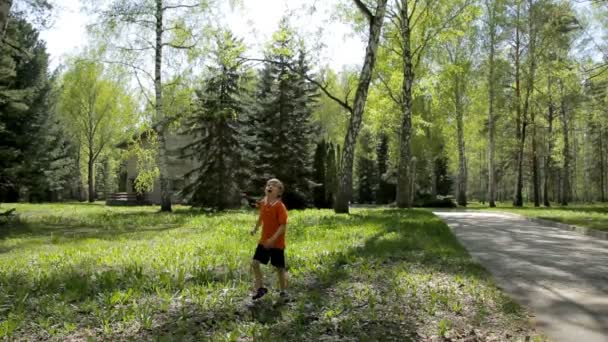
[0,203,540,340]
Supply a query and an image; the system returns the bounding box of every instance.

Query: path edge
[486,210,608,241]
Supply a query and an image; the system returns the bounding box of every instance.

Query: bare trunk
[0,0,12,41]
[600,128,605,202]
[334,0,388,213]
[456,76,467,207]
[543,98,554,207]
[396,0,413,208]
[487,0,497,208]
[531,122,540,206]
[88,152,95,203]
[513,1,524,207]
[155,0,171,212]
[560,84,570,206]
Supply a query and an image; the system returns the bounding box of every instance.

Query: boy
[250,178,288,300]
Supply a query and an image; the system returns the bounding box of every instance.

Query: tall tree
[484,0,505,208]
[0,15,55,201]
[59,59,136,202]
[333,0,388,213]
[181,31,246,210]
[86,0,219,211]
[245,19,317,206]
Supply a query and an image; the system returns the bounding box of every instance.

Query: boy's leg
[277,268,288,291]
[251,260,263,289]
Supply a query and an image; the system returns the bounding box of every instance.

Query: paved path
[433,211,608,342]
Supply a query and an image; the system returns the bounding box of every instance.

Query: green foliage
[0,15,73,202]
[244,19,318,206]
[180,30,247,209]
[355,128,377,204]
[58,58,138,200]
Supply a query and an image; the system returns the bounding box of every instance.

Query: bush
[413,194,457,208]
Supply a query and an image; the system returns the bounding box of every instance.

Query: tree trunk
[155,0,171,212]
[543,98,554,207]
[88,152,95,203]
[456,76,467,207]
[334,0,388,213]
[560,85,570,206]
[396,0,413,208]
[513,1,524,207]
[487,0,497,208]
[531,111,540,207]
[0,0,12,41]
[600,127,605,202]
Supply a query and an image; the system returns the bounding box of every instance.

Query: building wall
[125,131,198,204]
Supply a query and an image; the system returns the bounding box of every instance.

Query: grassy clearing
[468,202,608,232]
[0,203,540,341]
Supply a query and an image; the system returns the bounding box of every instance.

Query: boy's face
[265,181,282,197]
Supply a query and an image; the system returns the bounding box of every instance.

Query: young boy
[249,178,288,300]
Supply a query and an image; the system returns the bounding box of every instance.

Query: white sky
[38,0,365,71]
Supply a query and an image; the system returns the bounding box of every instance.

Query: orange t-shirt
[259,198,288,249]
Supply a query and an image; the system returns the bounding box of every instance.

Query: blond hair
[267,178,284,196]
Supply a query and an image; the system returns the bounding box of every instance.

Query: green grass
[0,203,541,341]
[468,201,608,232]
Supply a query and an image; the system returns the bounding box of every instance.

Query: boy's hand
[262,240,274,249]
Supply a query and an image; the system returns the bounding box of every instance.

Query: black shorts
[253,244,286,269]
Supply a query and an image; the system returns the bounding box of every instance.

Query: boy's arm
[266,223,286,245]
[250,213,262,235]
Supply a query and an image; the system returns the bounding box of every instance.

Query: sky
[37,0,366,71]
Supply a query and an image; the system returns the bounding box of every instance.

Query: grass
[468,201,608,232]
[0,203,541,341]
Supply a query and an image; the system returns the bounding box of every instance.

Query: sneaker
[252,287,268,300]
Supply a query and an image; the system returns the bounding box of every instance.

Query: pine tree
[181,31,247,210]
[0,15,63,202]
[246,19,317,208]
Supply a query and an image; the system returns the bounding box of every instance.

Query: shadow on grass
[1,208,520,341]
[0,207,240,247]
[132,209,493,341]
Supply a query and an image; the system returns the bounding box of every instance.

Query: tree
[245,19,317,207]
[376,132,394,203]
[86,0,219,211]
[1,0,53,42]
[333,0,388,213]
[0,0,11,40]
[483,0,506,208]
[356,128,377,203]
[313,140,328,208]
[58,59,136,202]
[180,31,246,210]
[0,15,56,202]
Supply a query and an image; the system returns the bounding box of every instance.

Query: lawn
[0,203,541,341]
[468,202,608,232]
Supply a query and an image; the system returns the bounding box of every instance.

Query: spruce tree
[246,19,317,207]
[181,31,247,210]
[0,15,68,202]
